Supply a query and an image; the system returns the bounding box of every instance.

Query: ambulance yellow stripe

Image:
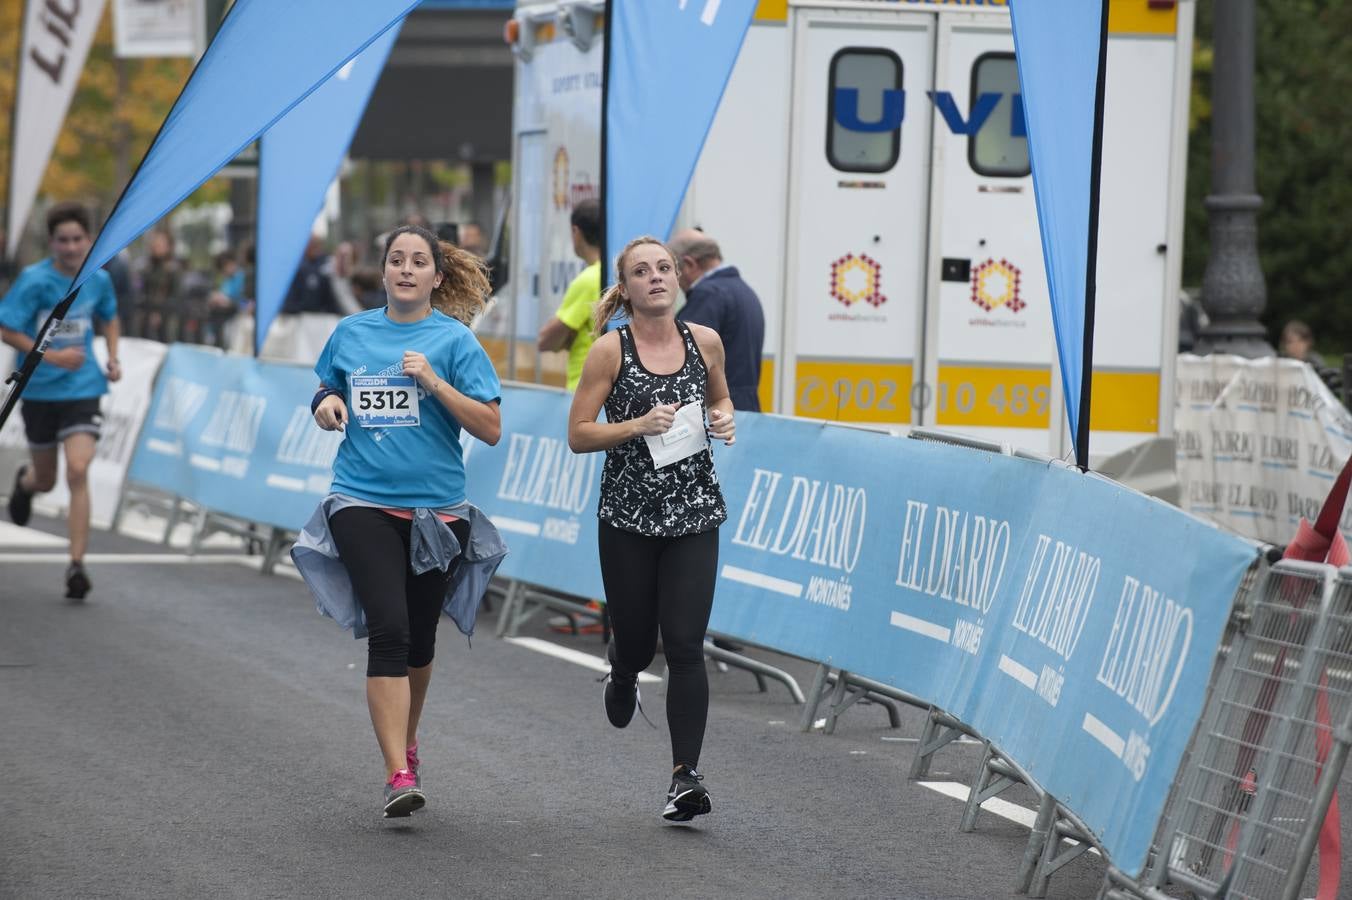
[759,357,776,413]
[754,0,788,22]
[1108,0,1177,37]
[935,365,1051,429]
[1088,370,1160,433]
[753,1,1174,36]
[794,360,912,424]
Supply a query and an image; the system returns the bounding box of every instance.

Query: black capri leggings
[330,506,469,678]
[598,521,719,768]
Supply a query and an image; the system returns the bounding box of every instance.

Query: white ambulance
[490,0,1193,464]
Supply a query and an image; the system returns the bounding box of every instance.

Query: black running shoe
[8,466,32,527]
[603,642,638,728]
[65,562,91,601]
[663,765,712,823]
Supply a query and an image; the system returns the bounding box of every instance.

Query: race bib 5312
[350,374,420,428]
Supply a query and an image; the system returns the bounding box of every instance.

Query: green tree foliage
[1185,1,1352,351]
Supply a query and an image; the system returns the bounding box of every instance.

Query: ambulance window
[827,48,903,173]
[969,53,1030,178]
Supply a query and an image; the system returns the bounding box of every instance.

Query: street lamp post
[1195,0,1273,357]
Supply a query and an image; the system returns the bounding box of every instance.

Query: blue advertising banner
[603,0,758,272]
[471,385,1255,874]
[461,384,606,599]
[127,345,342,530]
[256,23,402,354]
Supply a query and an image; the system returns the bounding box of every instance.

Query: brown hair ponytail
[431,241,492,325]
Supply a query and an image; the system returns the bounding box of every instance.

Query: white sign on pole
[6,0,110,259]
[112,0,203,59]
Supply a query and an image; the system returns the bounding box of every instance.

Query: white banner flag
[112,0,202,59]
[6,0,109,259]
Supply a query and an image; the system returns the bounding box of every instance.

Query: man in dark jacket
[281,235,341,315]
[669,228,766,411]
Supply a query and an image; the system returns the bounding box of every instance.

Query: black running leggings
[598,521,719,769]
[330,506,468,678]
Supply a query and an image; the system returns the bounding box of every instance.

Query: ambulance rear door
[782,5,936,427]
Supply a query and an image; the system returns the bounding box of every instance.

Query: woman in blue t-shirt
[304,224,503,818]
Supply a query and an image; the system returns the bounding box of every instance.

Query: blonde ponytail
[592,235,679,333]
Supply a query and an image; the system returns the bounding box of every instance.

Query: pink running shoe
[406,744,421,786]
[383,768,425,818]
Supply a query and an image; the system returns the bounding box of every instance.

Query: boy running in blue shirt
[1,203,122,600]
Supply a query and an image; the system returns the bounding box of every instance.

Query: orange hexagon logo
[970,258,1025,313]
[830,253,886,308]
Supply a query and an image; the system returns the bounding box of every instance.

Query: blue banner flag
[1009,0,1109,464]
[68,0,419,295]
[603,0,758,278]
[255,24,402,354]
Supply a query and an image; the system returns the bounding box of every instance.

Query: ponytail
[592,235,678,333]
[592,282,629,334]
[432,241,491,325]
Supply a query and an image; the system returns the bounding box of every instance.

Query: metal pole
[1278,701,1352,900]
[1195,0,1273,357]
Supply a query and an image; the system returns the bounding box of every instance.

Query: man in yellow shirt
[537,199,601,390]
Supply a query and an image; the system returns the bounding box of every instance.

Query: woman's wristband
[311,387,343,415]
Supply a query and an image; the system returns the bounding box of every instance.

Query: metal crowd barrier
[1105,559,1352,900]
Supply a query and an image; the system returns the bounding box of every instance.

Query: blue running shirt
[0,259,118,401]
[315,308,501,508]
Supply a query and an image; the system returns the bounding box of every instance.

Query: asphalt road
[1,514,1346,900]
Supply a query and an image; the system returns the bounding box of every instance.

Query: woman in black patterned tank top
[568,236,735,823]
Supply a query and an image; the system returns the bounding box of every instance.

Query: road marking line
[502,636,662,683]
[890,611,951,642]
[0,553,256,564]
[917,781,1100,856]
[720,564,802,597]
[0,522,67,547]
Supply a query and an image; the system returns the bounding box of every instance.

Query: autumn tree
[0,4,191,257]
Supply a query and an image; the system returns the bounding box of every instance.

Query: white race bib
[643,402,708,468]
[350,374,420,428]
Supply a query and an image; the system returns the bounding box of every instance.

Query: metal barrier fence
[1105,559,1352,900]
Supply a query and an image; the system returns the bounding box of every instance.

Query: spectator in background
[457,222,487,258]
[1279,319,1342,396]
[668,228,766,412]
[132,229,182,342]
[0,228,15,296]
[103,250,133,326]
[204,250,245,349]
[350,268,386,310]
[282,235,344,316]
[1279,320,1326,367]
[538,199,601,392]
